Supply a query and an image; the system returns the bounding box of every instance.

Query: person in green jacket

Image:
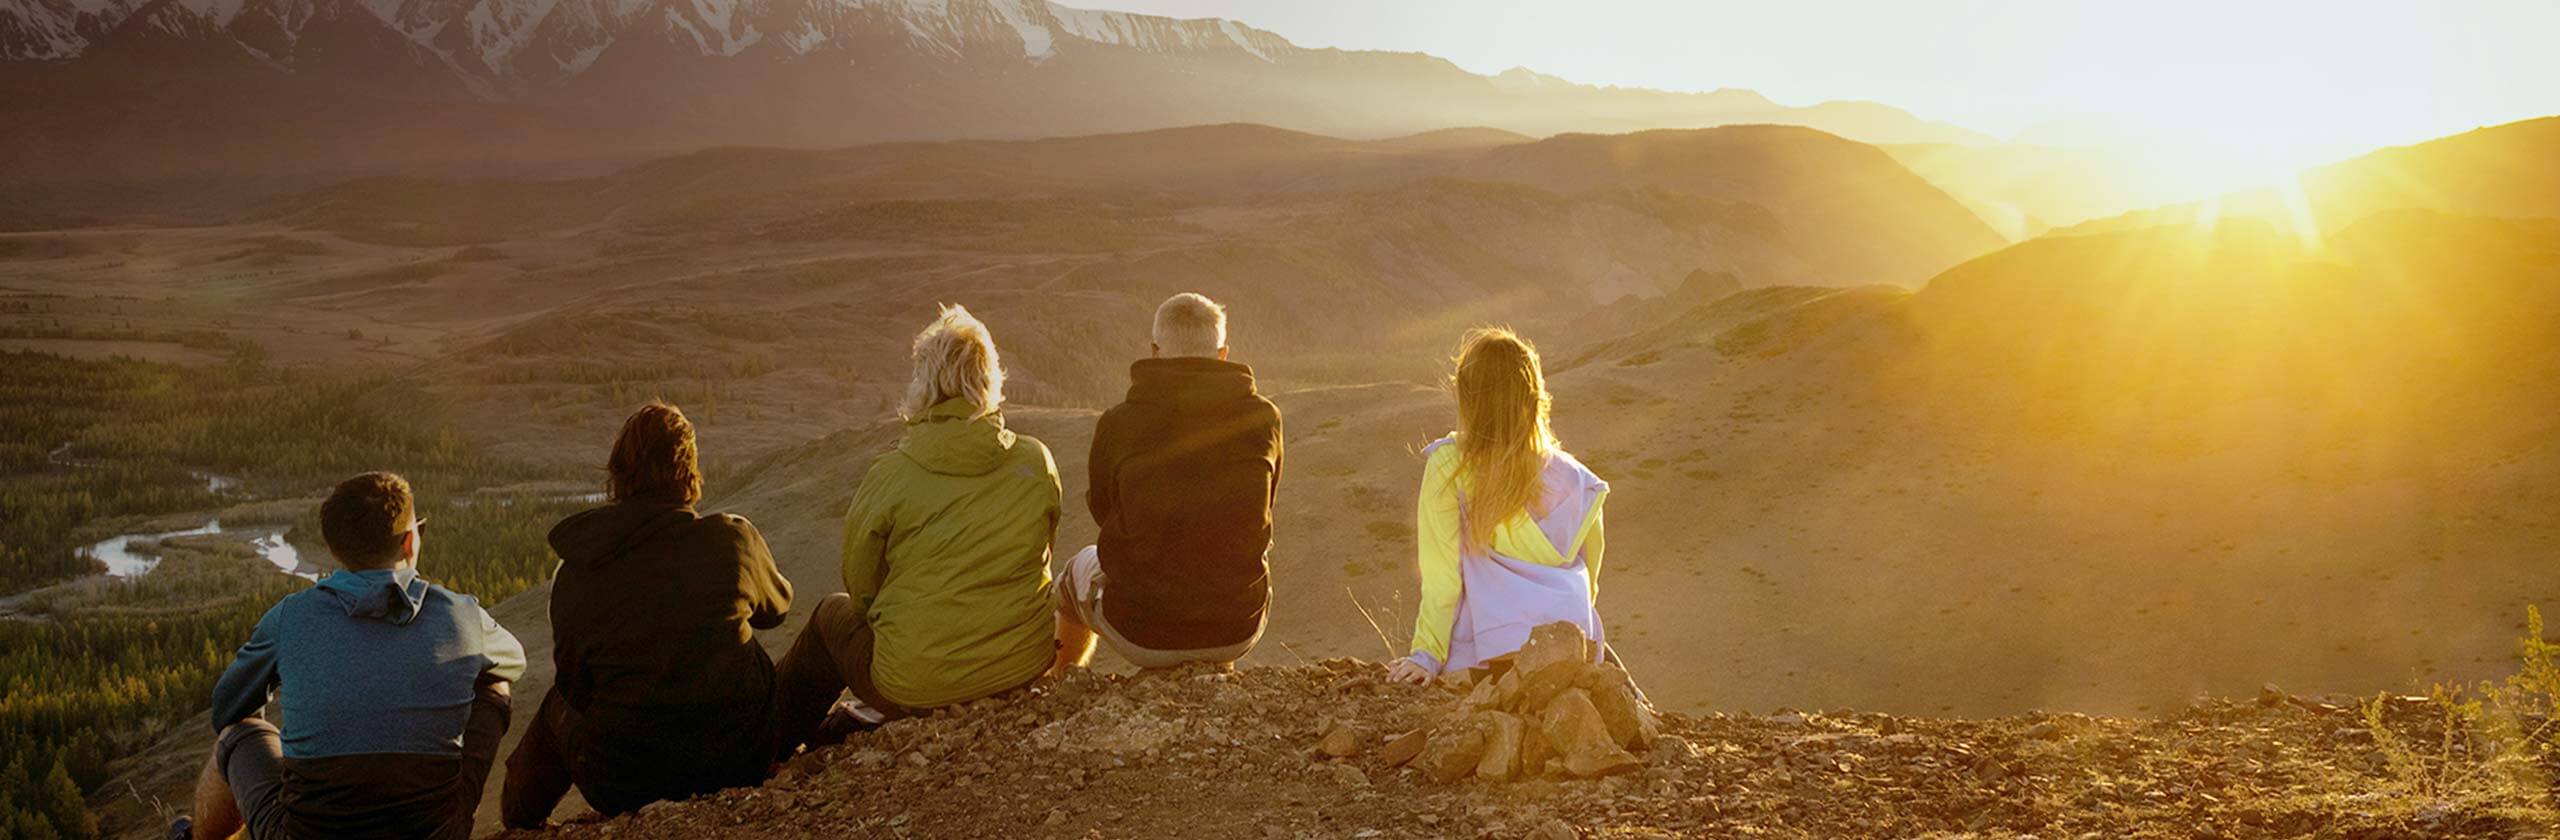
[770,304,1061,758]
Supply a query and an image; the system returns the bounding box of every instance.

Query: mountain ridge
[246,120,2003,288]
[0,0,1994,191]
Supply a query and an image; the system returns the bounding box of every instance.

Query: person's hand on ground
[1385,657,1432,685]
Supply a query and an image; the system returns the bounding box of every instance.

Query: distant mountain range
[0,0,1991,184]
[258,121,2006,292]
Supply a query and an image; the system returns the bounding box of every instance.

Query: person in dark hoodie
[770,304,1061,758]
[500,401,794,828]
[186,472,524,840]
[1052,292,1282,672]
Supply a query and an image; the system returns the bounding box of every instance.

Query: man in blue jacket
[187,472,525,840]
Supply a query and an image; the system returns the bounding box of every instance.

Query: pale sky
[1060,0,2560,169]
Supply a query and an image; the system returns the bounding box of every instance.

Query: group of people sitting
[181,293,1622,840]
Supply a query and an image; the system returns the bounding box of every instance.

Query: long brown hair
[607,400,702,506]
[1449,327,1557,551]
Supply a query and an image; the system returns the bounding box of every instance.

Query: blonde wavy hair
[1448,327,1557,551]
[900,304,1007,420]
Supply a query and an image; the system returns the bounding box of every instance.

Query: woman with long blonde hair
[1387,328,1614,684]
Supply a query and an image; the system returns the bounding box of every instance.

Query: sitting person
[1387,328,1616,685]
[189,472,524,840]
[770,304,1062,756]
[500,401,794,828]
[1054,292,1282,672]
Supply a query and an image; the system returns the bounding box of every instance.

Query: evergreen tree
[35,761,90,840]
[12,806,64,840]
[0,757,28,820]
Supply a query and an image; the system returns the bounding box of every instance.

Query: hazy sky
[1061,0,2560,169]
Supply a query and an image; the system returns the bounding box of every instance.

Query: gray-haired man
[1054,292,1284,671]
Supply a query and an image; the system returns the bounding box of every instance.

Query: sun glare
[2272,170,2324,250]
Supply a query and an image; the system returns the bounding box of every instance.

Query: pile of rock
[1377,622,1661,783]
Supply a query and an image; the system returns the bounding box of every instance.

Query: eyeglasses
[403,517,430,538]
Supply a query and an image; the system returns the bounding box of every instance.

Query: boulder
[1473,712,1525,781]
[1415,721,1489,783]
[1537,689,1609,749]
[1318,722,1362,758]
[1380,728,1428,767]
[1572,661,1634,694]
[1513,623,1596,707]
[1520,719,1555,777]
[1577,667,1659,750]
[1463,677,1502,712]
[1538,688,1642,778]
[1515,621,1593,674]
[1492,669,1523,711]
[1519,658,1596,710]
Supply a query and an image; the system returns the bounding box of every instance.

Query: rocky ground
[493,654,2558,840]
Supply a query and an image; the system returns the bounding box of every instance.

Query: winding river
[76,489,601,582]
[83,519,315,579]
[2,482,605,618]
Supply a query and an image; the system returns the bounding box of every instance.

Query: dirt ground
[492,661,2556,840]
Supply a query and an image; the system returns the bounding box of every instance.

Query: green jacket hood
[899,399,1018,477]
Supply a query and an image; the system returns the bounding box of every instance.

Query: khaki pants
[767,592,908,762]
[1059,545,1261,669]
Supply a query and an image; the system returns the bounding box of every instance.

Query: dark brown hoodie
[544,503,792,801]
[1088,357,1283,651]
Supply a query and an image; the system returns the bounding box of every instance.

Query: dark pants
[497,690,573,829]
[502,686,775,828]
[214,720,293,840]
[220,678,510,840]
[768,593,911,763]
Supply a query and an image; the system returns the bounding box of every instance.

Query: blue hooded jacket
[211,568,526,758]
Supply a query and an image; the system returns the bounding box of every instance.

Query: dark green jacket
[842,399,1060,708]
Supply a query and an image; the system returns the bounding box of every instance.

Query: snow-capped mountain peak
[659,0,758,57]
[2,0,1298,74]
[172,0,248,25]
[1049,3,1285,60]
[1,0,145,58]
